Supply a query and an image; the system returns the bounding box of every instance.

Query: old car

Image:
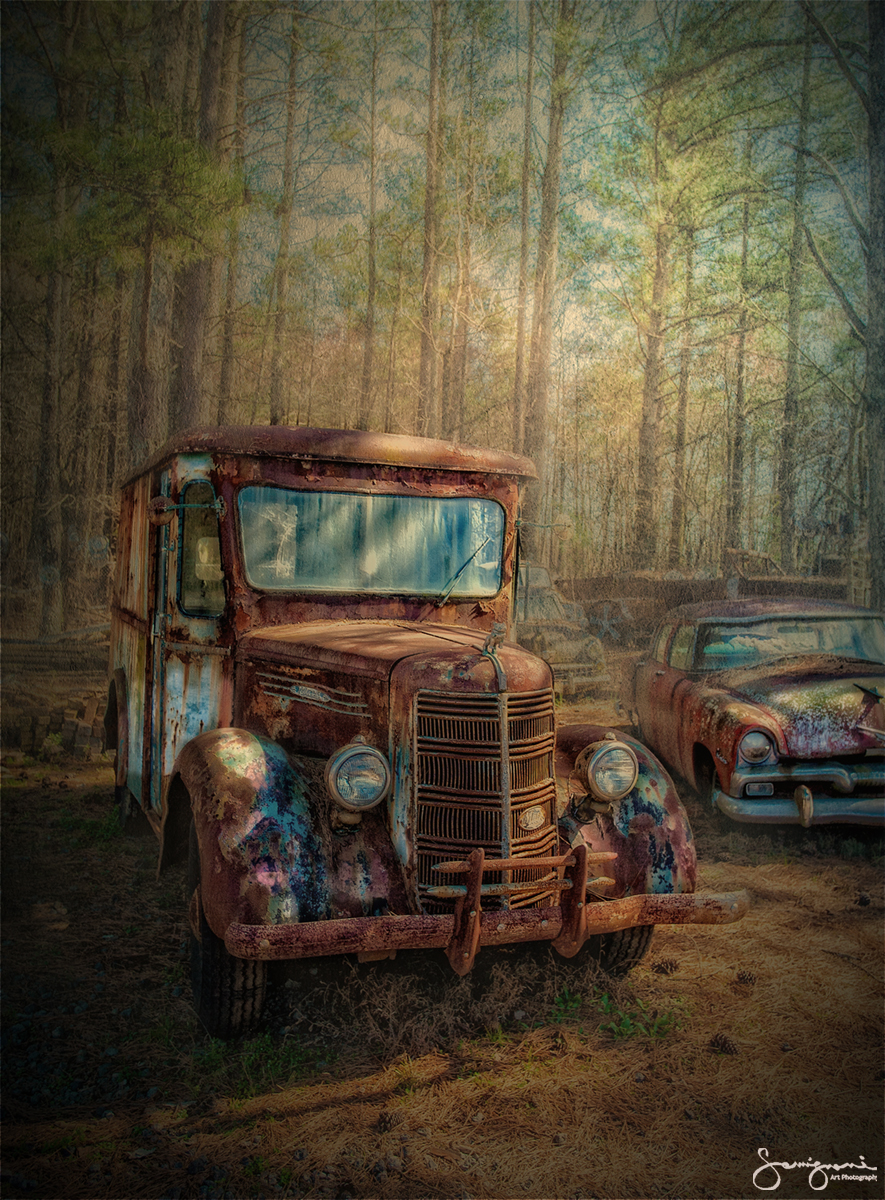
[623,598,885,827]
[514,563,609,697]
[105,426,747,1037]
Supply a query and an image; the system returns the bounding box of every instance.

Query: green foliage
[52,807,119,848]
[551,987,583,1024]
[593,990,684,1039]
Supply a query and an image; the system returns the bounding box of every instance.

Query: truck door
[149,478,227,814]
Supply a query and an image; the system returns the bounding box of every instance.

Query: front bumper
[225,889,749,960]
[719,759,885,826]
[716,789,884,826]
[220,846,748,971]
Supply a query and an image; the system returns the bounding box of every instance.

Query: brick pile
[1,692,108,760]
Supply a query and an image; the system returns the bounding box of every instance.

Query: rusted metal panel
[224,888,750,961]
[628,597,884,825]
[105,424,749,1026]
[556,723,697,897]
[112,473,152,621]
[121,425,538,489]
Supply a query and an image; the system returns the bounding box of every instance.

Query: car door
[149,476,229,814]
[632,621,676,752]
[654,622,697,778]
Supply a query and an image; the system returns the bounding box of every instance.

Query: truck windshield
[238,486,505,596]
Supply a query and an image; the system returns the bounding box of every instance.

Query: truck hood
[712,654,885,756]
[238,620,551,692]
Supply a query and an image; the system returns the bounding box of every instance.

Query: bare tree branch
[799,0,870,116]
[802,222,867,342]
[787,143,870,258]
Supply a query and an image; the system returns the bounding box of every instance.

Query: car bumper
[719,761,885,826]
[715,790,885,826]
[224,889,749,962]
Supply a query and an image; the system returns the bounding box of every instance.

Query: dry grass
[1,745,883,1200]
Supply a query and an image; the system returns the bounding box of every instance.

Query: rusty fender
[173,729,332,942]
[556,724,697,898]
[225,890,750,961]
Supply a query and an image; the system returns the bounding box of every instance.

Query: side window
[652,623,675,662]
[668,624,696,670]
[179,482,224,617]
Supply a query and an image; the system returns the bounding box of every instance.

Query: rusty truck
[105,426,748,1037]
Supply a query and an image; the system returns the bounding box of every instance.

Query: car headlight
[325,740,391,811]
[581,739,639,802]
[739,730,776,764]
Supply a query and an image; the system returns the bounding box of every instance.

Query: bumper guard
[223,845,749,971]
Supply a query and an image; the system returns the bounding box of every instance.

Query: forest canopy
[2,0,882,634]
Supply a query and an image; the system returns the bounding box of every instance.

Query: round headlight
[325,742,391,811]
[585,741,639,801]
[739,730,776,764]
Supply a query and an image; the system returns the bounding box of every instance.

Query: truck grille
[415,689,557,912]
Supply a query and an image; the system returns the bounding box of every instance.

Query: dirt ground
[1,679,883,1200]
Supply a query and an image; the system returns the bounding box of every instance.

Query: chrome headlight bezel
[738,730,777,765]
[580,738,640,802]
[324,741,392,811]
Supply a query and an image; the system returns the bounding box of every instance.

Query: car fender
[691,692,785,790]
[172,729,332,940]
[556,724,697,897]
[170,728,414,942]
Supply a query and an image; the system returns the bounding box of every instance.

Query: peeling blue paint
[210,732,330,923]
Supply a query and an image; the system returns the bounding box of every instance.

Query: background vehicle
[105,426,747,1037]
[514,563,609,697]
[624,598,885,827]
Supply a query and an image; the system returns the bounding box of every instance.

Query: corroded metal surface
[224,888,751,961]
[107,425,749,990]
[626,598,885,825]
[121,425,538,489]
[556,724,697,897]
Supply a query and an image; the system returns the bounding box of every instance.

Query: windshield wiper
[436,537,491,607]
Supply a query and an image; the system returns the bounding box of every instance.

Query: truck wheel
[188,821,266,1038]
[586,925,654,975]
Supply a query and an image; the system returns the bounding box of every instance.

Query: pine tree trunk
[668,232,694,568]
[866,0,885,611]
[523,0,576,556]
[358,8,380,432]
[633,218,671,566]
[270,6,302,426]
[176,0,227,430]
[419,0,445,438]
[513,0,535,455]
[779,21,812,572]
[725,138,753,560]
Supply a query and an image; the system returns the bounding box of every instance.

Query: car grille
[415,689,558,912]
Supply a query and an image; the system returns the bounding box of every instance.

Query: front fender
[173,729,330,940]
[556,723,697,898]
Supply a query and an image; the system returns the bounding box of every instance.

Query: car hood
[711,654,885,756]
[238,619,550,691]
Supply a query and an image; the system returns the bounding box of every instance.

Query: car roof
[663,597,879,624]
[122,425,537,486]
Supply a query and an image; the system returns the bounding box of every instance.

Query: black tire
[115,781,152,834]
[585,924,655,975]
[188,821,266,1038]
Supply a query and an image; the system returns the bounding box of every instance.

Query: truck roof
[123,425,538,486]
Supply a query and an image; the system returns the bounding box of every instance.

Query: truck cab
[105,426,747,1036]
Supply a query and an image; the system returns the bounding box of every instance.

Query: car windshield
[694,616,885,671]
[515,587,569,622]
[238,487,505,596]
